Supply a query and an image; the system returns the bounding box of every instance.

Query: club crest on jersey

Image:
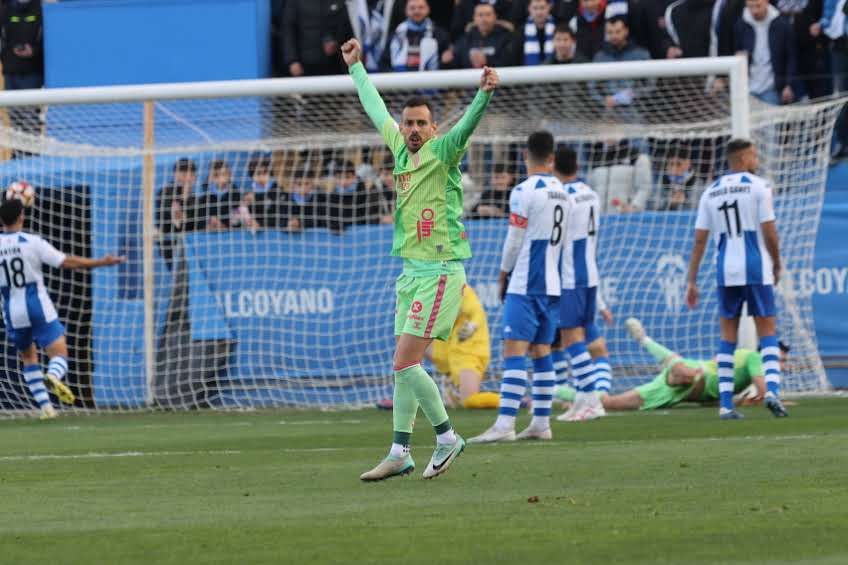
[416,208,435,241]
[397,173,412,194]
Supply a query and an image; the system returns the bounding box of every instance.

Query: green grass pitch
[0,398,846,564]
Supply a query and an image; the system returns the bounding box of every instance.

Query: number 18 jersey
[506,174,567,296]
[561,181,600,290]
[0,231,66,330]
[695,172,776,287]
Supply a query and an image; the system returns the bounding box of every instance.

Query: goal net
[0,57,839,415]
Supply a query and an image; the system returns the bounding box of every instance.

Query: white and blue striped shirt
[503,174,567,296]
[0,231,66,330]
[695,172,776,287]
[561,181,600,289]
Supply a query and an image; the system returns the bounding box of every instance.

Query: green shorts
[395,261,466,341]
[635,359,703,410]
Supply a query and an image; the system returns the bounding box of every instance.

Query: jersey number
[718,200,742,237]
[0,258,25,289]
[550,205,564,245]
[587,206,596,236]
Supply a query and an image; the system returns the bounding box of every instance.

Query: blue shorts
[503,294,557,344]
[6,319,65,352]
[718,284,776,319]
[560,287,597,329]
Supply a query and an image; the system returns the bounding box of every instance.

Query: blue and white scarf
[523,16,555,66]
[355,0,388,71]
[389,18,439,72]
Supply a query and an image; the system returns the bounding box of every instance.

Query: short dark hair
[0,198,23,226]
[492,162,513,176]
[337,160,356,175]
[210,159,230,173]
[726,138,754,158]
[554,24,574,38]
[248,155,272,178]
[403,96,434,119]
[527,130,555,163]
[173,158,197,174]
[292,168,312,180]
[554,146,578,176]
[668,144,691,161]
[606,16,628,27]
[474,1,495,13]
[381,154,395,171]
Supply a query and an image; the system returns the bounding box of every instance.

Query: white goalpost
[0,55,838,415]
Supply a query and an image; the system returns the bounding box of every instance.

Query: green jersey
[699,349,764,401]
[350,62,492,263]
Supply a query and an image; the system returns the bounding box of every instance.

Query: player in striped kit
[554,146,606,422]
[469,131,566,443]
[686,139,788,419]
[342,38,499,480]
[0,198,124,419]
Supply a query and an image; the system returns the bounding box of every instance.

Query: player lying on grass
[586,317,789,412]
[341,38,499,481]
[0,198,124,419]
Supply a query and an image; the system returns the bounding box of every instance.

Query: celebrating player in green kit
[341,38,499,481]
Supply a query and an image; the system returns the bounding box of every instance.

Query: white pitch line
[0,449,241,462]
[277,419,363,425]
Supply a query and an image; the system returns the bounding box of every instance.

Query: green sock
[392,368,419,442]
[397,364,450,432]
[643,338,677,365]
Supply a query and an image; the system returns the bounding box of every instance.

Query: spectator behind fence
[588,18,653,116]
[284,168,328,231]
[283,0,353,77]
[517,0,557,65]
[374,154,396,224]
[346,0,406,71]
[510,0,569,28]
[588,138,652,213]
[382,0,453,71]
[156,159,203,269]
[1,0,43,150]
[664,0,716,59]
[201,160,240,231]
[242,156,280,229]
[812,0,848,158]
[568,0,609,61]
[651,145,702,211]
[735,0,797,105]
[783,0,831,101]
[545,23,589,63]
[326,159,382,232]
[473,162,515,218]
[454,2,515,68]
[452,0,515,40]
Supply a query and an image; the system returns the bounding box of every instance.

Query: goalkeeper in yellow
[428,285,496,409]
[341,39,499,481]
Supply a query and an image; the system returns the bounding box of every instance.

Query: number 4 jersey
[695,172,776,287]
[561,181,600,290]
[504,173,567,296]
[0,231,66,329]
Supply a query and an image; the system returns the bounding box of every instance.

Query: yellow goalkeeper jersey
[432,285,490,381]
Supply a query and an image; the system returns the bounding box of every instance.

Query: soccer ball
[6,181,35,207]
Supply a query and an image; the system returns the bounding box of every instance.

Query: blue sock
[23,365,50,408]
[593,356,612,394]
[551,349,569,386]
[566,342,597,392]
[717,340,736,411]
[760,335,781,397]
[496,356,526,428]
[531,356,555,425]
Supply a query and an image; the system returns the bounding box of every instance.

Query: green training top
[698,349,764,401]
[350,62,492,262]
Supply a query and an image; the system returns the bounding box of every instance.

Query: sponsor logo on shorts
[411,301,423,313]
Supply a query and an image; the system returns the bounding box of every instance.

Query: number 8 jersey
[695,172,776,287]
[505,174,567,296]
[561,181,600,290]
[0,231,66,329]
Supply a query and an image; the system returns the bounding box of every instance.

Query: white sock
[530,416,550,429]
[389,443,409,457]
[494,414,515,429]
[436,429,457,445]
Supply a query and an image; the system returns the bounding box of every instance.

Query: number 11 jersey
[695,172,776,287]
[0,231,66,330]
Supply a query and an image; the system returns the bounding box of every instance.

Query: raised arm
[436,67,498,165]
[342,39,404,153]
